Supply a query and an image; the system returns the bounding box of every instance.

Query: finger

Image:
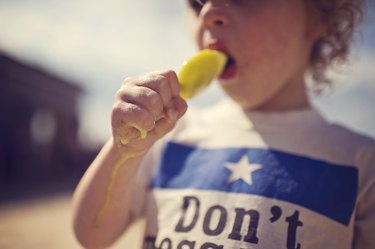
[118,85,165,121]
[133,72,174,107]
[117,96,188,155]
[116,118,171,156]
[158,70,180,98]
[172,96,188,119]
[150,97,188,139]
[114,126,140,145]
[165,96,188,123]
[111,102,156,139]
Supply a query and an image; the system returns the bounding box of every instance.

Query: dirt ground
[0,193,144,249]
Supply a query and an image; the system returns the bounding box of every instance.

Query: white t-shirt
[131,98,375,249]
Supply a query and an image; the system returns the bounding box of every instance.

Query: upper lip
[207,42,231,56]
[206,42,235,69]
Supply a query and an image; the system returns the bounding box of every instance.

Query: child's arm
[72,70,187,249]
[72,138,143,248]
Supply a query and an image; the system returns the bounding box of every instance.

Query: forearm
[72,137,144,249]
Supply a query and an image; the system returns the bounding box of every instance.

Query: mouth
[224,56,235,70]
[206,42,237,79]
[219,54,236,79]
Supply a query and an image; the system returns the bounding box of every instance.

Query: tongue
[220,57,236,79]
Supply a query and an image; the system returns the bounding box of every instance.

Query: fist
[111,70,188,157]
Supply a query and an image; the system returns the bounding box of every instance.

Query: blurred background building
[0,52,97,201]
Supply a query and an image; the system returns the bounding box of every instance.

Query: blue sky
[0,0,374,145]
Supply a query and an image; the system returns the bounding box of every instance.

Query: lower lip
[219,63,236,79]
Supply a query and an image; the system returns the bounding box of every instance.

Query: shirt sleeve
[353,146,375,248]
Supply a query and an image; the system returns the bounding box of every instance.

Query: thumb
[167,96,188,122]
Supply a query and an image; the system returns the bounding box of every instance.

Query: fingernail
[167,109,178,123]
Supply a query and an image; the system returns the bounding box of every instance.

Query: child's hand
[111,70,188,157]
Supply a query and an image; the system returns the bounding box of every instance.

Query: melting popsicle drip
[93,154,131,227]
[93,50,227,227]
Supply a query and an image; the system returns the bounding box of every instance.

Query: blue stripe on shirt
[152,142,358,226]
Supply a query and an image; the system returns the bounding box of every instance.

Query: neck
[257,76,310,112]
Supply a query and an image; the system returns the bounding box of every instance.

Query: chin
[227,93,262,111]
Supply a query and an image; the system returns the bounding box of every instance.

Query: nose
[199,1,229,29]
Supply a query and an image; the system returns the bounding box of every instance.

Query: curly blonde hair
[306,0,366,86]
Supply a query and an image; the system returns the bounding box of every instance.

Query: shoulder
[279,108,375,168]
[238,103,374,167]
[308,110,375,152]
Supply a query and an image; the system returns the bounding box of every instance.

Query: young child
[72,0,375,248]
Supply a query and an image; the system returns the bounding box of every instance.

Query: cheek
[244,5,308,60]
[245,21,307,76]
[255,23,297,56]
[241,30,290,79]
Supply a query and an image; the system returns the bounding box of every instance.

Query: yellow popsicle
[179,49,228,99]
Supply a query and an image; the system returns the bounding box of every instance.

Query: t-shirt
[131,98,375,249]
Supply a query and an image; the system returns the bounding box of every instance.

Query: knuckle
[111,103,124,120]
[111,104,155,136]
[163,69,177,78]
[114,88,124,101]
[145,90,164,112]
[115,86,131,102]
[122,75,137,86]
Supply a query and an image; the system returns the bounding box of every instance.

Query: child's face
[187,0,321,110]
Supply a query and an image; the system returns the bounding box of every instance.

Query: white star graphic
[225,154,262,185]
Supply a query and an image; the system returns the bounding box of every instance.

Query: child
[72,0,375,248]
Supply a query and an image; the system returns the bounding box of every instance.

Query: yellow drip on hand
[93,154,131,227]
[94,129,147,227]
[139,129,148,139]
